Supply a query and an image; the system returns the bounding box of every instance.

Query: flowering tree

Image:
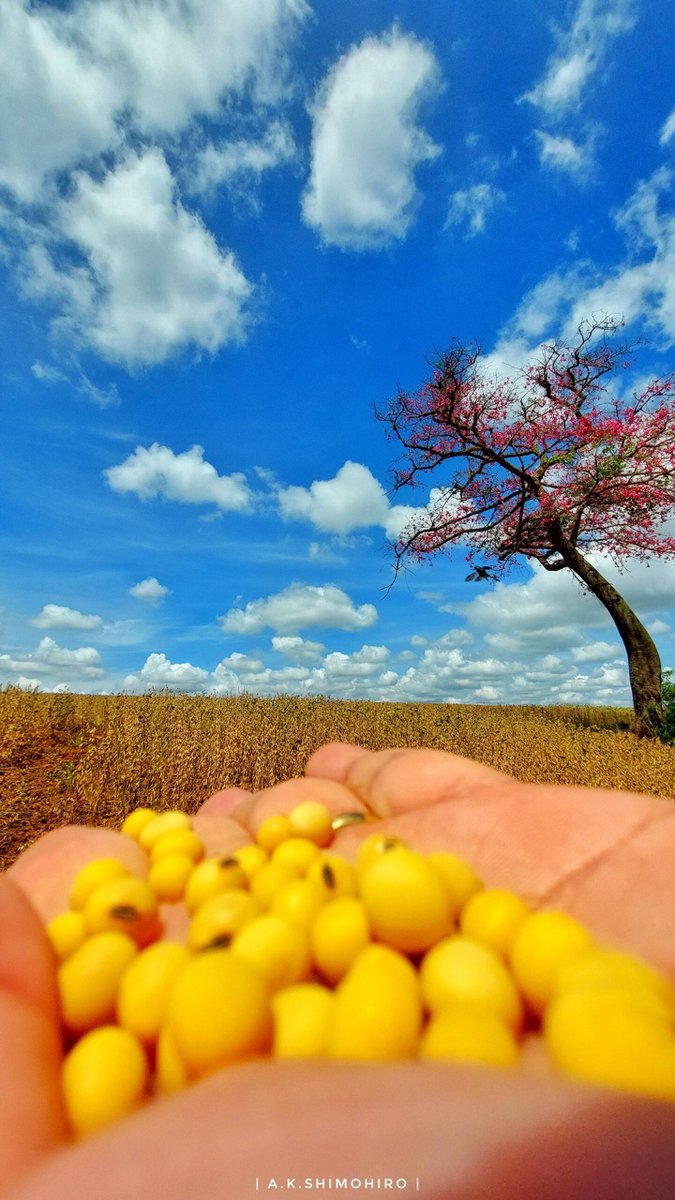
[379,317,675,736]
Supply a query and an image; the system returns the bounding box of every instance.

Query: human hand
[2,743,675,1200]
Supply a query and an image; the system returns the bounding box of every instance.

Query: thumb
[0,875,68,1191]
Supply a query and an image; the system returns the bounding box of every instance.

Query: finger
[0,876,68,1192]
[305,743,510,815]
[7,827,149,924]
[11,1059,675,1200]
[229,776,370,839]
[194,787,251,819]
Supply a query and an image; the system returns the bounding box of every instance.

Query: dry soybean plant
[1,687,674,870]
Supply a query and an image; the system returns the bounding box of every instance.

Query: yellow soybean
[166,951,272,1075]
[120,808,156,840]
[551,946,675,1012]
[248,861,298,908]
[306,853,357,900]
[231,914,312,992]
[420,1004,519,1067]
[359,846,452,953]
[116,942,190,1043]
[271,837,321,874]
[269,877,326,930]
[233,843,269,879]
[255,814,293,851]
[83,877,161,947]
[327,947,422,1060]
[187,889,260,952]
[356,833,405,876]
[509,910,594,1014]
[287,800,334,847]
[310,897,371,984]
[138,811,192,851]
[69,857,131,911]
[184,856,248,912]
[460,888,531,958]
[155,1026,189,1093]
[62,1025,148,1136]
[420,935,523,1033]
[272,983,334,1057]
[147,852,195,902]
[46,910,87,961]
[149,829,204,864]
[426,852,483,911]
[545,988,675,1101]
[58,931,138,1033]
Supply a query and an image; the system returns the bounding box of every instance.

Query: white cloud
[276,459,442,543]
[458,555,675,659]
[533,130,595,178]
[220,582,378,634]
[278,460,390,535]
[0,0,120,201]
[488,167,675,360]
[37,149,253,367]
[271,635,325,663]
[81,0,309,134]
[521,0,636,113]
[131,651,210,689]
[0,0,309,202]
[570,641,622,663]
[31,604,104,631]
[566,167,675,342]
[321,644,389,677]
[445,183,506,237]
[129,577,171,604]
[302,27,442,249]
[188,120,296,198]
[105,443,253,512]
[216,651,265,674]
[0,637,104,681]
[660,107,675,146]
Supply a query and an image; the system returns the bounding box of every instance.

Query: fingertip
[195,787,252,819]
[304,742,371,781]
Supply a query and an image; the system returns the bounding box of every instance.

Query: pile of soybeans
[45,799,675,1138]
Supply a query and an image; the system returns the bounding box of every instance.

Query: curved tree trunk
[548,524,664,737]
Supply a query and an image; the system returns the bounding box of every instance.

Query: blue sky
[1,0,675,703]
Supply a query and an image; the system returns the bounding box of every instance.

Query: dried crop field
[2,686,674,870]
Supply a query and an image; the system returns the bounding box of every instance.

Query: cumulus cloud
[302,27,442,249]
[0,0,309,201]
[271,635,325,663]
[444,183,506,237]
[128,577,171,604]
[105,443,253,512]
[1,1,310,370]
[278,460,390,535]
[276,459,435,542]
[455,555,675,658]
[521,0,636,113]
[220,582,378,634]
[27,149,253,367]
[128,651,210,689]
[0,0,120,201]
[31,604,104,631]
[0,637,104,681]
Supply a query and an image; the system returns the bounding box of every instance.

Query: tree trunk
[548,524,664,737]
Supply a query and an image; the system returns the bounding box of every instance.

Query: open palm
[3,743,675,1200]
